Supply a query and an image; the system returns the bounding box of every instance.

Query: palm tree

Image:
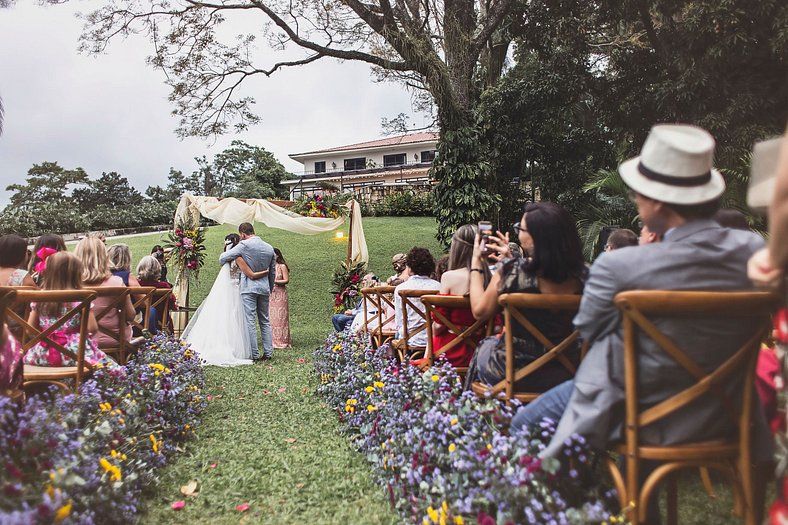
[576,169,638,261]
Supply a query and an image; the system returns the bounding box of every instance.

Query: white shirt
[394,275,440,347]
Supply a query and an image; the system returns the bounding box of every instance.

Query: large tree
[79,0,515,243]
[73,171,144,209]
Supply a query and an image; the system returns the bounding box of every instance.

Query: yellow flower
[46,484,55,498]
[148,363,165,371]
[367,405,378,412]
[448,443,456,453]
[150,434,160,453]
[450,418,458,426]
[365,386,375,393]
[431,375,439,382]
[373,381,385,388]
[54,500,72,523]
[442,501,449,513]
[427,506,439,523]
[453,517,465,525]
[487,443,492,450]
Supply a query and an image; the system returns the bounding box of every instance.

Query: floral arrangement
[314,330,624,524]
[331,260,367,313]
[164,218,206,280]
[291,194,344,219]
[0,336,206,524]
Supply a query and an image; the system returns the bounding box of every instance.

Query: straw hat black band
[638,162,711,187]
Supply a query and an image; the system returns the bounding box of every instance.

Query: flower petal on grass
[171,501,186,510]
[236,503,250,512]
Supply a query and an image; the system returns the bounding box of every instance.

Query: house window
[314,161,326,173]
[383,153,406,167]
[420,150,436,163]
[344,157,366,171]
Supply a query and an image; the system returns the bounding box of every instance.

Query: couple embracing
[182,222,277,365]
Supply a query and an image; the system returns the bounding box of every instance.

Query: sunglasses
[512,222,526,234]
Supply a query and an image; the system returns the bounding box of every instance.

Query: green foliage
[290,192,351,218]
[6,161,88,211]
[369,191,434,217]
[73,171,144,209]
[431,127,501,247]
[210,140,290,199]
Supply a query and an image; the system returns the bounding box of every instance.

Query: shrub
[374,191,434,217]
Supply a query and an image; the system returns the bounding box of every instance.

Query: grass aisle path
[112,217,445,524]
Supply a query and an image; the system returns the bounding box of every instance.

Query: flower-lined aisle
[0,336,206,524]
[314,330,623,525]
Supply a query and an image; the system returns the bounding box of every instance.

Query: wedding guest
[387,253,410,285]
[714,208,750,230]
[639,223,661,245]
[151,245,169,283]
[604,228,638,251]
[420,224,488,369]
[0,234,36,287]
[393,247,440,349]
[136,256,176,333]
[270,248,291,349]
[464,202,586,393]
[432,254,449,282]
[107,244,142,287]
[75,235,135,351]
[28,234,67,285]
[23,252,116,369]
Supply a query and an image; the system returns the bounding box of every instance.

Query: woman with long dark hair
[464,202,587,393]
[270,248,291,348]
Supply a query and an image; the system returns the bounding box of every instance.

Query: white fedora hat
[618,124,726,205]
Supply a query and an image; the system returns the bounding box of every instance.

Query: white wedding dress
[181,263,253,366]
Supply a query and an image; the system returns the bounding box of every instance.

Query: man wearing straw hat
[511,125,771,476]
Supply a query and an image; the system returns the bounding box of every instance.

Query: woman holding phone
[464,202,587,393]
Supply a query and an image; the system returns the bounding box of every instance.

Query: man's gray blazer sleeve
[219,244,244,265]
[573,254,623,344]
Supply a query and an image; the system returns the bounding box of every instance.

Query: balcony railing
[293,159,433,178]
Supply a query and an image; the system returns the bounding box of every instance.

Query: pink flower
[236,503,250,512]
[171,501,186,510]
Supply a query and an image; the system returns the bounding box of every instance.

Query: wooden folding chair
[608,290,779,525]
[422,294,494,376]
[0,288,24,402]
[84,286,136,365]
[5,289,98,394]
[360,285,397,348]
[150,288,174,335]
[126,286,156,334]
[470,293,584,403]
[394,288,440,362]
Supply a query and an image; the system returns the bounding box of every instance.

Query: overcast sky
[0,1,426,206]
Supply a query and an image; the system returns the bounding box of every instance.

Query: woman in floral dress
[23,252,117,369]
[270,248,291,348]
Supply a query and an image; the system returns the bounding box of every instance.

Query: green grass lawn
[108,217,756,525]
[110,217,443,524]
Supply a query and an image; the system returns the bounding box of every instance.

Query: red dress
[430,301,480,368]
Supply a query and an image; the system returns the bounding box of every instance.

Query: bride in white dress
[181,234,268,366]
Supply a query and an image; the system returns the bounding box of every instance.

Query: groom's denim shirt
[219,236,276,295]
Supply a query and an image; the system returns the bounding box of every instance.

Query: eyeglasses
[512,222,526,234]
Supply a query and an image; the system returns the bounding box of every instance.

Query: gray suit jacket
[219,236,276,295]
[542,219,769,458]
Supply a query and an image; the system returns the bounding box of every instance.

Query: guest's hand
[748,248,784,289]
[485,230,511,262]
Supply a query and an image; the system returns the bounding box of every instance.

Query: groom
[219,222,277,360]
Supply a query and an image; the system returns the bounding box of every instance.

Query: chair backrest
[8,289,97,388]
[476,292,584,403]
[398,288,440,355]
[126,286,156,333]
[614,290,778,450]
[360,285,397,345]
[83,286,132,364]
[422,294,494,371]
[151,288,173,335]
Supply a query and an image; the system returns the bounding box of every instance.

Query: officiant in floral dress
[270,248,291,348]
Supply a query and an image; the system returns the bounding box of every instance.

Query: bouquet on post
[164,218,206,282]
[330,260,367,313]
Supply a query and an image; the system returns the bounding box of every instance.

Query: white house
[283,132,439,199]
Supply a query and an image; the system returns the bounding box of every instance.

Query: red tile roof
[290,132,439,157]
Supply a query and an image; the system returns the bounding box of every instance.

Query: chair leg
[699,467,717,499]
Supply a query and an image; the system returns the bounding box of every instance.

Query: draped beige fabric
[172,193,369,333]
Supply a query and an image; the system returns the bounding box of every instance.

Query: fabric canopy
[174,193,368,264]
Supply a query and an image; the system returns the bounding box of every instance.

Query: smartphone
[478,221,493,255]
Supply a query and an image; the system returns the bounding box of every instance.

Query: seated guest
[432,254,449,282]
[107,244,142,287]
[638,223,661,245]
[387,253,410,285]
[393,248,440,349]
[418,224,488,368]
[75,235,135,350]
[151,245,169,283]
[28,234,67,285]
[604,228,638,251]
[332,274,377,332]
[136,256,176,333]
[23,252,117,369]
[0,234,36,287]
[464,203,586,393]
[511,124,769,481]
